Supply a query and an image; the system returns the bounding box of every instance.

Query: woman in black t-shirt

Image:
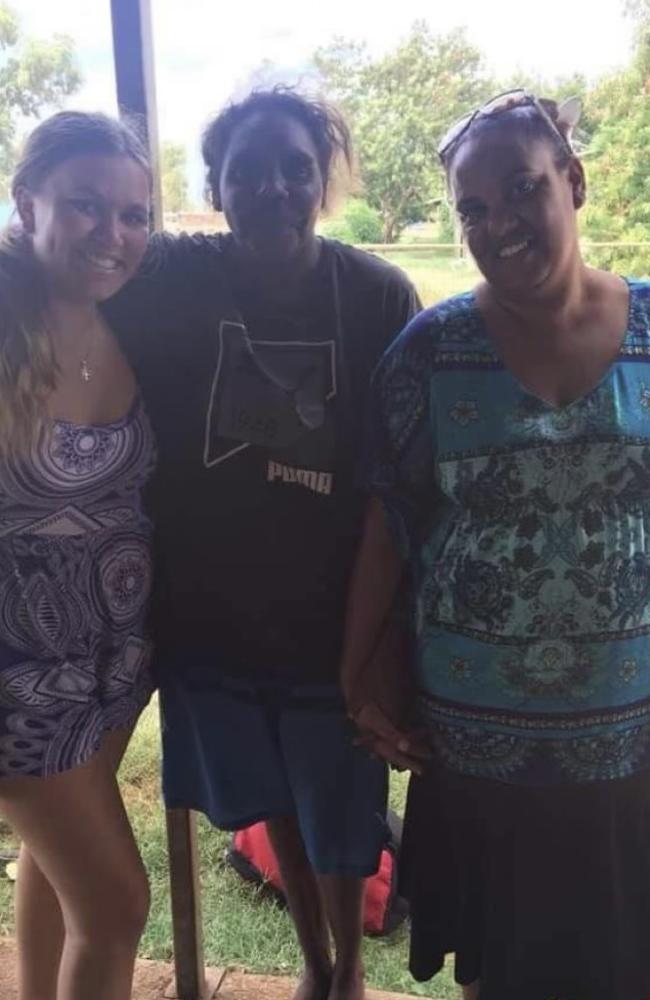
[107,88,420,1000]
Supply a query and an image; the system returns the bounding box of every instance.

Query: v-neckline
[469,277,633,413]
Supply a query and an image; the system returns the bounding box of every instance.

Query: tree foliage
[161,140,189,213]
[310,8,650,268]
[314,22,492,242]
[580,9,650,274]
[321,197,383,243]
[0,2,80,194]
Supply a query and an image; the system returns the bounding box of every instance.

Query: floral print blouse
[370,280,650,784]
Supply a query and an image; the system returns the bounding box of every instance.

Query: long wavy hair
[1,111,149,456]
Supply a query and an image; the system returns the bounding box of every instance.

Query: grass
[0,699,459,998]
[377,249,478,307]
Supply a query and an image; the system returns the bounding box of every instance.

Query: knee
[115,871,151,944]
[66,867,150,950]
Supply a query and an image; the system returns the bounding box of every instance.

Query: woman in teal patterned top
[341,92,650,1000]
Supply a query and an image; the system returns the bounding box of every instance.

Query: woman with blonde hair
[0,110,155,1000]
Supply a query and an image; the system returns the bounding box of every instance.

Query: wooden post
[163,809,222,999]
[109,4,216,997]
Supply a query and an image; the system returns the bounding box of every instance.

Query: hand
[350,700,431,775]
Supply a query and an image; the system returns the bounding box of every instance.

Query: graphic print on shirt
[204,321,337,492]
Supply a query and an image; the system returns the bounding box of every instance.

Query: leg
[266,815,332,1000]
[13,727,135,1000]
[0,727,149,1000]
[15,842,64,1000]
[280,700,388,1000]
[462,982,480,1000]
[317,875,365,1000]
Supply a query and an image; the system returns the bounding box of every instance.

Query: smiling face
[448,124,585,298]
[16,152,150,304]
[217,110,325,266]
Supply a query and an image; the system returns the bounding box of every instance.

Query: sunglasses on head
[437,89,574,162]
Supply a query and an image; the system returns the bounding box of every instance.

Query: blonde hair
[0,111,150,456]
[0,226,56,455]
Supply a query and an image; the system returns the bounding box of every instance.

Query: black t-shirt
[104,233,420,683]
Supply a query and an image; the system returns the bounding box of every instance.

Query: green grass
[0,699,459,998]
[377,249,478,307]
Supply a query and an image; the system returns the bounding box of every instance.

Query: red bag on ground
[226,812,408,936]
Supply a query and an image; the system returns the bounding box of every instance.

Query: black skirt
[400,764,650,1000]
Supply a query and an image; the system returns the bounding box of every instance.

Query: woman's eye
[286,159,313,183]
[70,199,99,217]
[512,178,538,198]
[229,162,257,185]
[123,210,149,228]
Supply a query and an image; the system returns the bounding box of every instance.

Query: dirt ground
[0,938,423,1000]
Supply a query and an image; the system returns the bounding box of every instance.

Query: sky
[13,0,639,202]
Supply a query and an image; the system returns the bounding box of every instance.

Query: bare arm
[341,497,430,773]
[340,497,403,709]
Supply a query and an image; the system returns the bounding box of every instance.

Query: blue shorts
[159,671,388,877]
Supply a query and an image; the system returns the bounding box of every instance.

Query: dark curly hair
[202,87,353,211]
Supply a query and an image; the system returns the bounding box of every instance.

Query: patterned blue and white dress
[372,278,650,786]
[0,397,155,778]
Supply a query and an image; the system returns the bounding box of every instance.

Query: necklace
[79,355,93,382]
[78,319,101,382]
[48,309,103,383]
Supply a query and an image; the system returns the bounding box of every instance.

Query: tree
[160,141,189,214]
[580,11,650,274]
[0,2,80,194]
[501,70,598,150]
[321,197,383,243]
[314,22,492,242]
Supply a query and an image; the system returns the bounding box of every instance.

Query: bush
[321,198,384,244]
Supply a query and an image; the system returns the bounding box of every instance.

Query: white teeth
[82,252,121,272]
[498,240,530,259]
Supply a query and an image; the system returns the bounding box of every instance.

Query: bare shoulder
[586,267,629,306]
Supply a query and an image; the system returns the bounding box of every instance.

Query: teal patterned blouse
[370,279,650,784]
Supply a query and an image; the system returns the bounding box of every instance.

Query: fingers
[349,700,432,773]
[353,703,430,751]
[354,702,424,747]
[354,703,406,744]
[354,732,428,775]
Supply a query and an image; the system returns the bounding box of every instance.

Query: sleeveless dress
[0,397,155,778]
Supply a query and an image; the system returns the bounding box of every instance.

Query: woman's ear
[206,167,222,212]
[14,186,36,233]
[568,156,587,210]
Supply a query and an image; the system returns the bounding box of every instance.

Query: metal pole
[110,0,163,230]
[109,4,216,997]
